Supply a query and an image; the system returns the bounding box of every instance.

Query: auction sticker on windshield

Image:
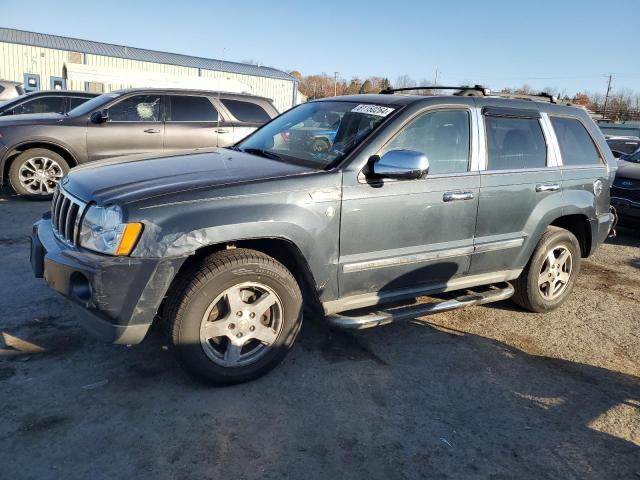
[351,104,395,117]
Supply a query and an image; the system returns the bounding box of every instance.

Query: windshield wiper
[241,148,283,161]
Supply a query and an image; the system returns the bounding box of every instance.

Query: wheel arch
[161,237,323,319]
[549,214,592,258]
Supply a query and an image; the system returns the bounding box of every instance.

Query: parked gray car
[0,79,25,101]
[0,88,278,198]
[30,87,615,385]
[0,90,97,117]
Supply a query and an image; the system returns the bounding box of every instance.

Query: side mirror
[371,150,429,180]
[91,109,109,124]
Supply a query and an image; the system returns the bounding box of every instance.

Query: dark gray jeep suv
[30,87,616,385]
[0,88,278,198]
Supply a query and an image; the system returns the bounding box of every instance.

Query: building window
[23,73,40,92]
[50,77,66,90]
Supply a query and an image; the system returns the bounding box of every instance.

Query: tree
[395,74,416,89]
[573,93,590,106]
[359,79,374,94]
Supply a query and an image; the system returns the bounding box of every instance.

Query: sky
[2,0,639,96]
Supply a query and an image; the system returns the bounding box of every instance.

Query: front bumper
[31,217,186,344]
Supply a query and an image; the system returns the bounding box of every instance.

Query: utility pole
[433,68,439,86]
[334,72,339,97]
[603,74,613,120]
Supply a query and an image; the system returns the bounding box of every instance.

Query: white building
[0,28,298,112]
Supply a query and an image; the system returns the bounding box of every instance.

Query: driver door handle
[215,129,230,134]
[443,191,474,202]
[535,183,560,192]
[144,128,160,134]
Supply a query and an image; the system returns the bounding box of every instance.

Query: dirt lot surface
[1,189,639,479]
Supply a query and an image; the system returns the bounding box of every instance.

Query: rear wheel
[165,248,303,385]
[9,148,69,200]
[513,227,581,312]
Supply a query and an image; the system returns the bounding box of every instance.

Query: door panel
[339,174,480,297]
[164,123,221,150]
[86,94,164,161]
[471,169,562,273]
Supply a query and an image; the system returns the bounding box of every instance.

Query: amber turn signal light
[115,223,143,256]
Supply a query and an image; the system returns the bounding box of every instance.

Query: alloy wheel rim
[199,282,283,367]
[18,156,63,195]
[538,246,573,300]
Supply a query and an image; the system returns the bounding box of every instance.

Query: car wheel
[311,138,330,153]
[9,148,69,200]
[512,226,581,313]
[165,248,303,385]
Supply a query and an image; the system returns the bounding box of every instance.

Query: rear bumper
[588,211,615,255]
[611,197,640,221]
[31,217,186,344]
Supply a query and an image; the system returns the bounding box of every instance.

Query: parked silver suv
[0,88,278,198]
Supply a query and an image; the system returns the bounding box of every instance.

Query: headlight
[79,204,142,256]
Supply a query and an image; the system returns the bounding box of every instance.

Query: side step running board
[326,283,514,330]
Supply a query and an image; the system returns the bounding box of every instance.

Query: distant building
[0,28,298,112]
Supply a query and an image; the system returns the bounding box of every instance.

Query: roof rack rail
[494,91,558,104]
[379,85,559,104]
[380,85,491,96]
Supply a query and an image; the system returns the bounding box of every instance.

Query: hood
[616,159,640,180]
[62,148,316,204]
[0,112,65,126]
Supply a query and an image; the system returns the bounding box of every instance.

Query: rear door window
[485,116,547,170]
[13,96,66,115]
[551,117,602,166]
[169,95,218,121]
[221,99,271,123]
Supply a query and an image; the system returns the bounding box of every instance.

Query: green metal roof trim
[0,28,295,82]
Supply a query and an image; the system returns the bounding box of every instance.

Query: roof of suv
[314,93,588,116]
[110,88,273,102]
[20,90,98,98]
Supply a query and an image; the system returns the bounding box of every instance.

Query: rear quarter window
[551,117,602,166]
[221,99,271,123]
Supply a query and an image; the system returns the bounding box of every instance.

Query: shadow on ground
[1,314,638,479]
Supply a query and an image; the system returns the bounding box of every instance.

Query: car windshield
[67,93,121,117]
[237,101,396,168]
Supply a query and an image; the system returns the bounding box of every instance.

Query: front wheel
[512,226,581,313]
[165,248,303,385]
[9,148,69,199]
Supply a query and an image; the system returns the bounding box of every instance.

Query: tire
[9,148,70,200]
[164,248,303,385]
[512,226,581,313]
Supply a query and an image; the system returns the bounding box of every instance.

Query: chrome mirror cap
[372,150,429,180]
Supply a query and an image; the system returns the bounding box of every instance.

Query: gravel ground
[1,188,638,480]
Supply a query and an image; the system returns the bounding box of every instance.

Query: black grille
[51,188,86,244]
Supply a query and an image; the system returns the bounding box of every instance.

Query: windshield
[67,93,121,117]
[237,101,396,168]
